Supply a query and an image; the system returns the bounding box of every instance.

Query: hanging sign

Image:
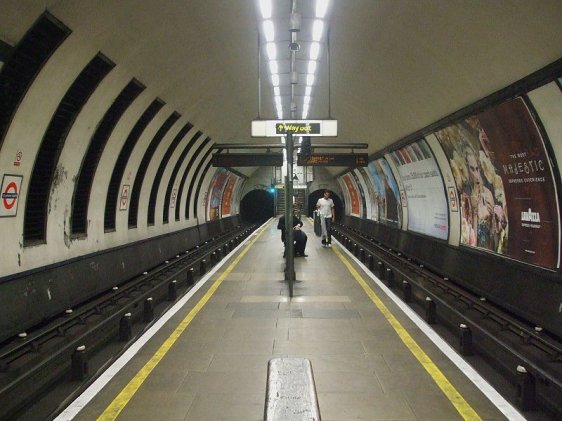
[275,122,320,135]
[212,153,283,167]
[297,153,368,167]
[251,120,338,137]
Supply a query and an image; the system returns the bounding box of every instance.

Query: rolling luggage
[314,210,322,237]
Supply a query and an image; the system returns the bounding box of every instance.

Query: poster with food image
[435,97,560,268]
[342,173,361,217]
[387,139,448,240]
[366,158,401,227]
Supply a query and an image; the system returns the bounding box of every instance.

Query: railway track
[0,223,257,420]
[333,222,562,417]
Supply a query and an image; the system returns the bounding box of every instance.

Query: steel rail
[335,223,562,360]
[333,222,562,415]
[0,224,256,420]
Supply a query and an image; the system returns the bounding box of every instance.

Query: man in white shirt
[316,190,335,247]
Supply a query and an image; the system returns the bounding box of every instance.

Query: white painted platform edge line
[337,240,526,421]
[54,221,269,421]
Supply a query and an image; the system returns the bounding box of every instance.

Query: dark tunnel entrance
[308,189,343,219]
[240,189,274,223]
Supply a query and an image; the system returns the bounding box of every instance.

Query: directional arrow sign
[252,120,337,137]
[275,122,321,135]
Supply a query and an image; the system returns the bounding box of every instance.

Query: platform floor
[58,218,522,420]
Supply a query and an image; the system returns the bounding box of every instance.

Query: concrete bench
[265,357,321,420]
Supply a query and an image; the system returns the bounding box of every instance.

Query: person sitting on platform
[277,212,308,257]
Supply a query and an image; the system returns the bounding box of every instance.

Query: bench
[265,357,321,420]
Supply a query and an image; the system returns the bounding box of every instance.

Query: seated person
[277,213,308,257]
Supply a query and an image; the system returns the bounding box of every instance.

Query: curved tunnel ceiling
[1,0,562,179]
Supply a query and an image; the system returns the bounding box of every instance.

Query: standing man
[316,190,335,247]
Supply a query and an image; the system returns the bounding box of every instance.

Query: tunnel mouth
[240,189,274,223]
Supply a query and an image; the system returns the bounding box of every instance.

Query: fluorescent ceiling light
[274,87,280,96]
[306,74,315,86]
[310,42,320,60]
[303,95,311,105]
[305,86,312,96]
[316,0,329,18]
[302,111,308,119]
[307,61,317,74]
[259,0,272,19]
[263,20,274,42]
[271,74,279,86]
[269,61,279,74]
[312,20,324,41]
[266,42,277,60]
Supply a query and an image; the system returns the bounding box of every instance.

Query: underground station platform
[55,219,526,420]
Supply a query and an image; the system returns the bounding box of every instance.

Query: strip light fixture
[257,0,331,120]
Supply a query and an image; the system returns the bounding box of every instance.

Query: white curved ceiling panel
[1,0,561,175]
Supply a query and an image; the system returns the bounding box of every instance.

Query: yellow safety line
[332,245,482,421]
[97,223,270,420]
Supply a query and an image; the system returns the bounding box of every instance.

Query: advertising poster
[366,158,401,227]
[351,170,367,219]
[387,139,448,240]
[357,167,378,220]
[342,173,361,217]
[435,97,560,268]
[336,177,350,216]
[207,168,229,221]
[221,173,237,217]
[232,178,245,215]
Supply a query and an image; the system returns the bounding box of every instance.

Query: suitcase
[314,211,322,237]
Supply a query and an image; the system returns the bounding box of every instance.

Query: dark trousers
[294,230,308,255]
[282,230,307,256]
[323,217,333,244]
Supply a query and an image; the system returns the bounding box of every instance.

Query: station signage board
[212,153,283,167]
[251,120,337,137]
[0,174,22,217]
[297,153,368,167]
[275,122,320,135]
